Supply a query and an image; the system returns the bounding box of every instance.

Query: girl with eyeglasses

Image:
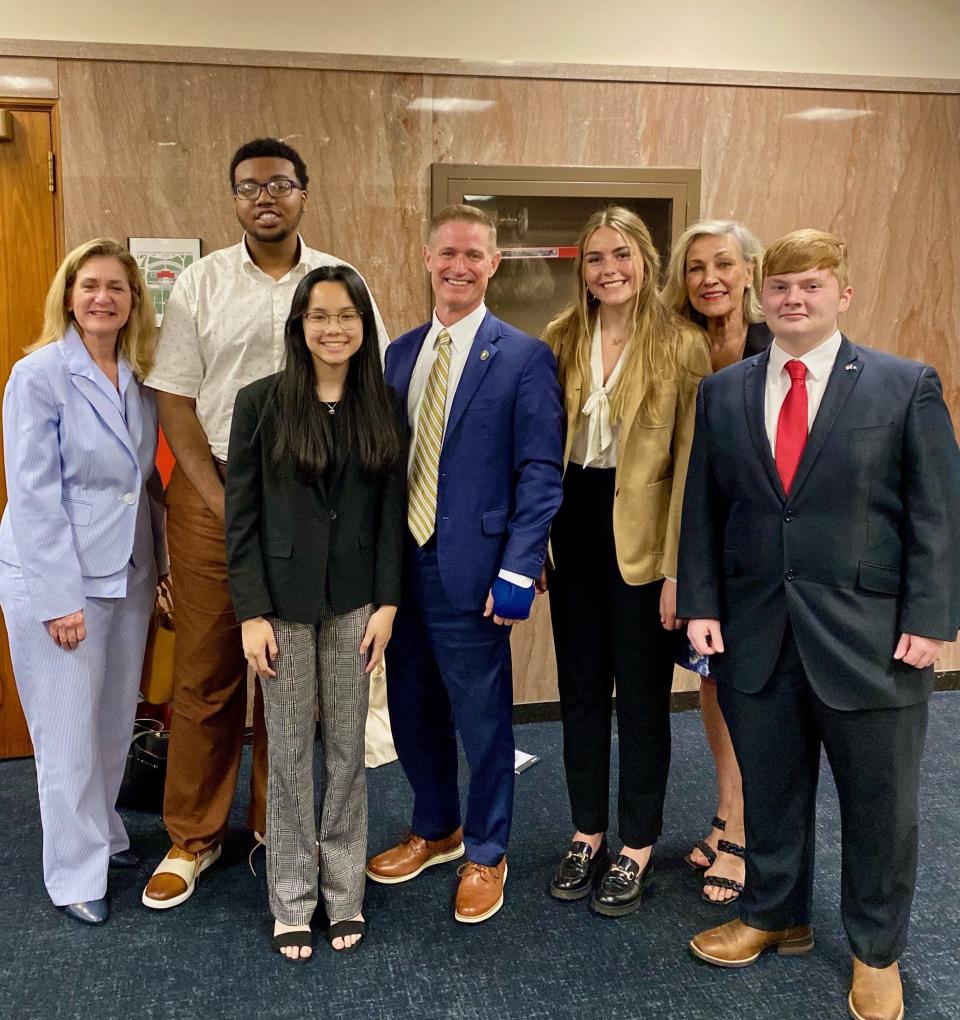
[225,264,404,961]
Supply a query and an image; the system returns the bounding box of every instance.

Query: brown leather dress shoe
[849,958,903,1020]
[690,918,814,967]
[366,827,465,884]
[454,857,507,923]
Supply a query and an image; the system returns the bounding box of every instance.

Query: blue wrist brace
[491,577,534,620]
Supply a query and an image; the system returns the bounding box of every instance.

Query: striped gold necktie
[408,329,453,546]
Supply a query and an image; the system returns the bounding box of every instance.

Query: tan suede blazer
[558,326,711,584]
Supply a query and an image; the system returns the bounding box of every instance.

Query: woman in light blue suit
[0,238,167,925]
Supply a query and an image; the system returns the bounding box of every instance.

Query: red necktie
[775,359,808,494]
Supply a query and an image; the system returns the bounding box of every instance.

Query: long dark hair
[272,265,401,478]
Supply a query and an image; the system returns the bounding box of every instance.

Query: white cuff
[498,569,533,588]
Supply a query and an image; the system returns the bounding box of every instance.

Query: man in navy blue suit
[679,230,960,1020]
[367,205,563,923]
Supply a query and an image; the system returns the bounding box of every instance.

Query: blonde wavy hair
[27,238,157,380]
[662,219,764,327]
[542,206,681,423]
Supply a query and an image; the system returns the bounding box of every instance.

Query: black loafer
[591,854,654,917]
[109,848,142,869]
[62,898,110,925]
[550,839,611,901]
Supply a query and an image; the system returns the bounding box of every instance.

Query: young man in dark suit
[366,205,564,923]
[678,230,960,1020]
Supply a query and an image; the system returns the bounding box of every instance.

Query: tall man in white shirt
[142,138,388,909]
[678,230,960,1020]
[366,206,563,923]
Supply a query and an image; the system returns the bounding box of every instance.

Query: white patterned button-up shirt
[144,235,388,460]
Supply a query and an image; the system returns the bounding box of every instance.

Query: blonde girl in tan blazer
[542,207,710,916]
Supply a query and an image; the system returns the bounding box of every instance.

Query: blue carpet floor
[1,693,958,1020]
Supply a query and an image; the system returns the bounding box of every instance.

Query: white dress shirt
[569,317,628,469]
[145,235,389,460]
[764,330,843,454]
[406,301,488,454]
[407,302,531,588]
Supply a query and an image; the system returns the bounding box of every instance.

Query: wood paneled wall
[27,56,960,697]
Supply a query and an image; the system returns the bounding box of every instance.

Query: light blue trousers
[0,562,153,905]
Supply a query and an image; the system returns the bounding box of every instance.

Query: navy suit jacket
[678,335,960,710]
[385,309,564,612]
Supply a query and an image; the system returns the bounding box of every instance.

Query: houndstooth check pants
[262,606,372,926]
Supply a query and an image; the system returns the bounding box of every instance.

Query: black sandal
[701,839,745,904]
[327,918,367,953]
[684,815,726,870]
[272,929,313,963]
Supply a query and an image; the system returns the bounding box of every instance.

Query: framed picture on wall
[128,237,201,326]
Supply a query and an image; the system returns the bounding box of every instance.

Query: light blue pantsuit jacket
[0,327,167,905]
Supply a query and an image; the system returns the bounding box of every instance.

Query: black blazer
[678,335,960,710]
[225,374,404,625]
[743,320,773,358]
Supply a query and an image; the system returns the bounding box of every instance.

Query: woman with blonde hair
[544,207,710,915]
[663,219,771,905]
[0,238,167,925]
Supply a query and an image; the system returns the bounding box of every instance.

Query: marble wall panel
[0,56,57,98]
[426,74,960,699]
[429,76,960,385]
[58,60,431,332]
[52,58,960,701]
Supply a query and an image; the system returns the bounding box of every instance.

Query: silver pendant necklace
[322,400,339,415]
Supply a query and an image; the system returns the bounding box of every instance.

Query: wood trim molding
[1,37,958,95]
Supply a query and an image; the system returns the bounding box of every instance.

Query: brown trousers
[162,464,267,853]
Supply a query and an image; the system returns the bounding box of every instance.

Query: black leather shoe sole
[550,881,593,901]
[549,849,610,901]
[590,861,653,917]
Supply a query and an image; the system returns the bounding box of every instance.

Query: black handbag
[117,718,168,812]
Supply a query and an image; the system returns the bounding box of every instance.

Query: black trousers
[548,464,680,848]
[719,623,928,967]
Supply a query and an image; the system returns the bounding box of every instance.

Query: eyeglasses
[303,310,363,329]
[233,178,300,201]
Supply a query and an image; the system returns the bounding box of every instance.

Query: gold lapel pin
[480,350,489,361]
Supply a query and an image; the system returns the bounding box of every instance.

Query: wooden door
[0,103,61,758]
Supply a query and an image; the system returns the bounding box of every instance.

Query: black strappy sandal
[272,928,314,963]
[684,815,726,870]
[327,918,367,953]
[701,839,745,904]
